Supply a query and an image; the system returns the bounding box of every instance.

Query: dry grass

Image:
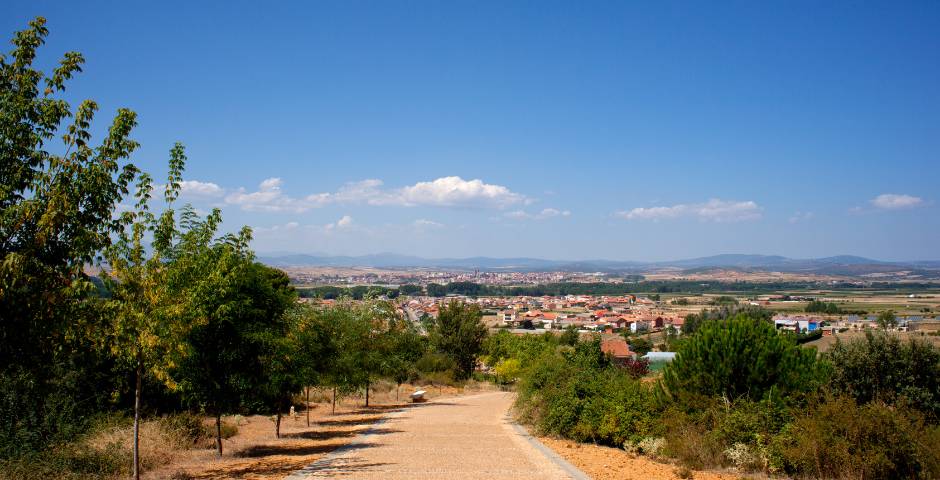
[85,421,185,472]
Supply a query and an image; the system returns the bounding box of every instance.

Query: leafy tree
[0,17,138,456]
[560,325,580,346]
[426,283,445,297]
[254,266,299,438]
[319,300,408,408]
[494,358,522,383]
[826,331,940,420]
[682,305,772,335]
[877,310,898,331]
[709,295,738,306]
[171,222,293,456]
[398,284,423,296]
[289,305,340,425]
[806,300,841,314]
[628,336,653,357]
[386,328,426,400]
[102,144,188,479]
[430,301,488,379]
[660,314,823,405]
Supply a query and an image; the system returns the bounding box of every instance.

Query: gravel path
[286,391,588,479]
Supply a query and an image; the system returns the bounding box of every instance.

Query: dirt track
[286,391,584,479]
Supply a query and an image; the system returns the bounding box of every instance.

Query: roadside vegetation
[0,19,488,479]
[489,310,940,479]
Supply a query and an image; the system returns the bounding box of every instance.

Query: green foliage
[515,339,660,447]
[627,336,653,356]
[805,299,841,314]
[170,226,295,450]
[826,331,940,420]
[397,284,423,296]
[708,296,738,306]
[681,305,772,335]
[0,16,139,457]
[773,396,940,479]
[429,301,487,379]
[425,283,445,297]
[878,309,898,330]
[660,314,824,405]
[559,325,580,346]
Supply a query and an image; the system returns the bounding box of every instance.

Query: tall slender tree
[103,143,191,479]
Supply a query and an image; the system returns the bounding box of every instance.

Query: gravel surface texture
[288,391,583,479]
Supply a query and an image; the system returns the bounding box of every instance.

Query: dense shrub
[805,300,841,314]
[681,304,772,335]
[660,314,824,405]
[516,340,660,447]
[827,331,940,420]
[414,352,457,374]
[661,398,789,471]
[773,396,940,479]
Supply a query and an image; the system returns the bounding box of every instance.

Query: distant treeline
[296,279,940,299]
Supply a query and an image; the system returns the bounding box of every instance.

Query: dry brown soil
[144,383,479,479]
[539,437,743,480]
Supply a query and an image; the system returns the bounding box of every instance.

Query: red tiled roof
[601,338,633,359]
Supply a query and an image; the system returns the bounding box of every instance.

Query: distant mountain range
[257,252,940,277]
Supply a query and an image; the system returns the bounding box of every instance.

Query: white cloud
[788,211,815,224]
[870,193,924,210]
[505,208,572,220]
[395,176,526,208]
[325,215,354,230]
[413,219,444,228]
[222,176,526,212]
[179,180,224,197]
[617,199,762,222]
[225,177,313,213]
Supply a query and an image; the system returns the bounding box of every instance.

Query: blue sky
[4,1,939,261]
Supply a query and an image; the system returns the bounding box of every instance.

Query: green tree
[289,305,340,426]
[398,284,423,296]
[426,283,445,297]
[681,305,772,335]
[254,266,299,438]
[171,221,293,456]
[660,314,823,405]
[430,301,488,379]
[560,325,580,346]
[628,336,653,357]
[386,327,426,400]
[877,310,897,331]
[0,17,139,456]
[102,144,188,479]
[826,331,940,419]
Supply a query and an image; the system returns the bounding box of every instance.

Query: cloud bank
[870,193,923,210]
[221,176,527,213]
[617,199,762,222]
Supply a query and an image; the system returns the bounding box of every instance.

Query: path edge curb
[508,417,592,480]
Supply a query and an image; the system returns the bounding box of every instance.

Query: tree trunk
[365,379,370,407]
[332,386,337,415]
[133,357,142,480]
[275,410,282,439]
[305,387,310,427]
[396,383,400,401]
[215,412,223,457]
